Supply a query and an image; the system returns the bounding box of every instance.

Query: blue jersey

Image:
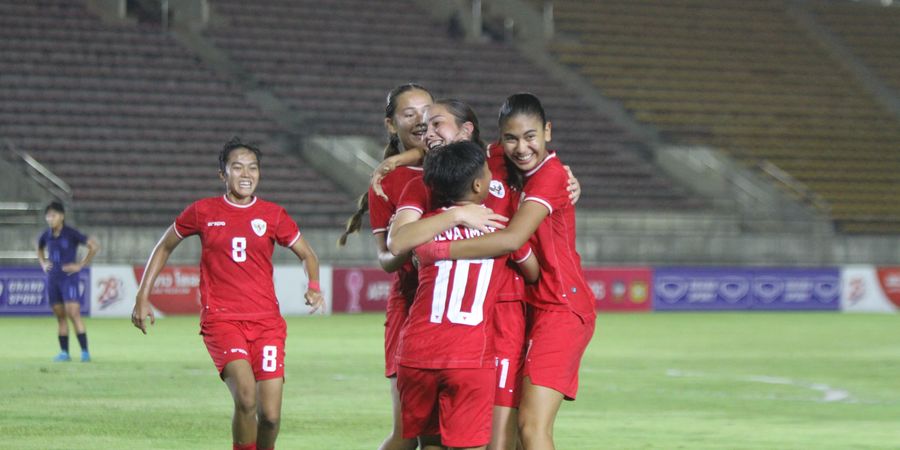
[38,225,87,279]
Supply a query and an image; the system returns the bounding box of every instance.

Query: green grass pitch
[1,313,899,449]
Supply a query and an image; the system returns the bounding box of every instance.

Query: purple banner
[0,267,90,316]
[654,267,840,311]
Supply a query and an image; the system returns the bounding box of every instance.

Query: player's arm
[387,205,509,256]
[64,237,100,273]
[289,236,325,313]
[417,202,548,265]
[132,225,182,334]
[374,232,409,273]
[514,248,540,284]
[37,244,51,272]
[371,148,425,201]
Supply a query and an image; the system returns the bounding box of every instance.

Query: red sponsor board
[133,266,202,315]
[583,267,653,312]
[876,267,900,308]
[332,268,394,313]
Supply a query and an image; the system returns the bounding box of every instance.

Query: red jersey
[174,195,301,323]
[397,147,525,301]
[521,152,596,318]
[397,208,517,369]
[368,166,423,304]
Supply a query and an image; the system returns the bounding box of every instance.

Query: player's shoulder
[527,152,567,181]
[385,166,424,190]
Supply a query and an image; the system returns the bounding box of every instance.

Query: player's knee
[517,411,551,442]
[232,388,257,414]
[258,410,280,430]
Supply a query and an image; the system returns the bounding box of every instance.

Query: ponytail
[337,192,369,247]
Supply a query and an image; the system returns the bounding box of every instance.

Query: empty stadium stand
[203,0,704,211]
[544,0,900,233]
[0,0,351,226]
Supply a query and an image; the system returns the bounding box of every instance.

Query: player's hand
[61,263,82,273]
[40,261,53,273]
[371,159,399,201]
[414,240,450,266]
[565,165,581,205]
[453,204,508,232]
[304,289,325,314]
[131,300,156,334]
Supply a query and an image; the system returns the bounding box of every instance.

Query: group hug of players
[130,84,596,450]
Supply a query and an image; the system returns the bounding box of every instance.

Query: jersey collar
[222,194,257,208]
[524,152,557,178]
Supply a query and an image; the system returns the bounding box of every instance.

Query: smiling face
[424,103,474,150]
[500,113,552,173]
[219,147,259,204]
[385,88,432,151]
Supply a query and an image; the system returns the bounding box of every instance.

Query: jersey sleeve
[275,207,302,247]
[71,227,88,245]
[173,201,201,239]
[37,231,47,249]
[397,176,429,215]
[368,185,393,235]
[523,165,569,214]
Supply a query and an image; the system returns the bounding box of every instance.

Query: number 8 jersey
[397,207,526,370]
[174,195,302,323]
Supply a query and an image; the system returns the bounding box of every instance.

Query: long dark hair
[337,83,432,246]
[498,93,547,191]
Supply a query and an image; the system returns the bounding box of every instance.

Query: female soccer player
[394,140,539,450]
[393,93,597,450]
[336,83,432,450]
[37,201,100,362]
[387,98,528,450]
[131,138,324,450]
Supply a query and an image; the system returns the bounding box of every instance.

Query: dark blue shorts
[47,275,82,305]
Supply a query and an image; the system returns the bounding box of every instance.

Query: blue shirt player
[37,202,100,362]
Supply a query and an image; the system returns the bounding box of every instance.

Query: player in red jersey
[131,138,324,450]
[392,140,539,450]
[388,99,525,450]
[395,94,596,450]
[337,83,432,450]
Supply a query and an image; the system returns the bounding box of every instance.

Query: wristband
[415,240,451,266]
[308,281,321,292]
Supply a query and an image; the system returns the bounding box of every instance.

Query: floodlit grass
[1,313,898,449]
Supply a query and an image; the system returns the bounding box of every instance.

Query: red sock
[258,447,274,450]
[233,443,256,450]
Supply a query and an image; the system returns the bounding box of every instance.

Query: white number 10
[232,237,247,262]
[430,259,493,326]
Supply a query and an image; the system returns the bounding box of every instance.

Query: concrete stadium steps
[545,0,900,233]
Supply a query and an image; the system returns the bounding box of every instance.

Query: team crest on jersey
[251,219,267,237]
[489,180,506,198]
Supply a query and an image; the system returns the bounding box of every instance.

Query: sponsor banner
[90,265,145,318]
[0,267,90,316]
[331,267,394,313]
[841,265,900,313]
[274,265,333,316]
[583,267,652,312]
[90,264,333,318]
[133,266,201,315]
[654,267,840,311]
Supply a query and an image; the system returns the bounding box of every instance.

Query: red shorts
[201,316,287,381]
[493,301,527,408]
[397,366,494,448]
[523,308,595,400]
[384,295,411,378]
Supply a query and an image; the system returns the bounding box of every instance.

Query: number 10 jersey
[397,206,520,370]
[174,195,302,323]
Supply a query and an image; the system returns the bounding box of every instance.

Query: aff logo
[251,219,267,237]
[97,276,124,310]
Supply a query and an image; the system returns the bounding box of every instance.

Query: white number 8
[232,237,247,262]
[262,345,277,372]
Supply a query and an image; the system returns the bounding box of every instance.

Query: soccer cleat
[53,351,71,362]
[80,351,91,362]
